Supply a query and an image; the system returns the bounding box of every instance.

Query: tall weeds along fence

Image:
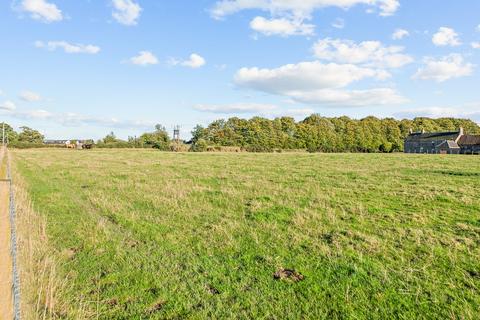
[1,146,21,319]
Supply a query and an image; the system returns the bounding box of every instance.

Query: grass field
[12,149,480,319]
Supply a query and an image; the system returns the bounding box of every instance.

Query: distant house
[44,140,69,145]
[44,139,94,149]
[404,128,480,154]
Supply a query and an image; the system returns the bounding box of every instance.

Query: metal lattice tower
[173,125,181,143]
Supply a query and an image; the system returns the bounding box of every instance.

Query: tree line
[0,123,44,146]
[190,115,480,153]
[2,115,479,152]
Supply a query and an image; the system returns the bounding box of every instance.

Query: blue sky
[1,0,479,139]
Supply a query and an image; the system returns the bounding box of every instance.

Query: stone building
[404,128,480,154]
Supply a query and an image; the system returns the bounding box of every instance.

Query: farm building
[44,140,69,145]
[458,135,480,154]
[404,128,480,154]
[44,139,94,149]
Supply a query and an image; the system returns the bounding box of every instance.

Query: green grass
[13,149,480,319]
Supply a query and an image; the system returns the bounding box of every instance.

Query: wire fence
[6,147,21,320]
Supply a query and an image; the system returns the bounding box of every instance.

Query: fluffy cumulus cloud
[234,61,406,106]
[392,28,409,40]
[235,61,388,92]
[19,0,63,23]
[413,54,474,82]
[170,54,206,68]
[0,101,17,111]
[112,0,142,26]
[129,51,158,66]
[312,38,413,69]
[194,103,278,114]
[35,41,100,54]
[432,27,461,47]
[472,42,480,49]
[211,0,400,19]
[211,0,398,38]
[250,17,315,37]
[19,90,42,102]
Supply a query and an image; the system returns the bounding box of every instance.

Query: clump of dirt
[106,298,118,307]
[273,268,305,282]
[63,248,76,260]
[205,284,220,295]
[146,300,166,314]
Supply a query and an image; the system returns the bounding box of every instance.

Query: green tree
[139,124,170,150]
[0,122,18,144]
[18,126,44,144]
[103,132,118,144]
[191,138,208,152]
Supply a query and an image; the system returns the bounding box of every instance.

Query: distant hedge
[8,142,49,149]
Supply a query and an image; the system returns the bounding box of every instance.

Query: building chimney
[459,127,464,136]
[409,128,413,134]
[421,128,425,134]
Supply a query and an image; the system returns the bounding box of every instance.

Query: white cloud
[194,103,278,113]
[129,51,158,66]
[477,24,480,32]
[392,28,409,40]
[331,18,345,29]
[288,88,408,106]
[472,42,480,49]
[35,41,101,54]
[4,108,155,129]
[19,90,42,102]
[312,38,413,68]
[194,103,315,119]
[413,54,474,82]
[112,0,142,26]
[250,16,315,37]
[235,61,389,94]
[19,0,63,23]
[170,54,206,68]
[211,0,400,19]
[233,61,406,107]
[0,101,17,111]
[432,27,461,47]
